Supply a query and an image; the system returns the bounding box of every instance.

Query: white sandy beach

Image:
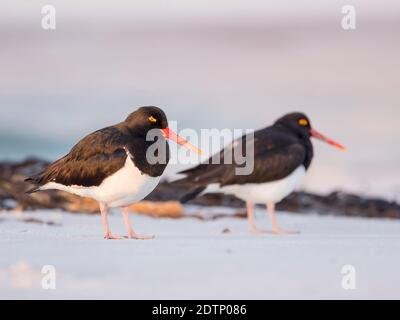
[1,208,400,300]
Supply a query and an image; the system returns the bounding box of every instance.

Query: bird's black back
[176,123,314,188]
[26,124,170,190]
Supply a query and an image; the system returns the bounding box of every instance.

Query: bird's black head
[274,112,312,138]
[124,106,203,154]
[125,106,168,135]
[275,112,346,151]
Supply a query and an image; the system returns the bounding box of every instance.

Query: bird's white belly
[207,165,306,204]
[40,157,161,208]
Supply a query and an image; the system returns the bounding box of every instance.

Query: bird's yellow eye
[299,119,308,126]
[148,116,157,124]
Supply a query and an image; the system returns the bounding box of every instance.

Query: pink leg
[121,207,154,240]
[99,203,123,240]
[267,202,299,235]
[247,201,266,234]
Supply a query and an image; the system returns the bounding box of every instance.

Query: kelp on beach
[1,158,399,219]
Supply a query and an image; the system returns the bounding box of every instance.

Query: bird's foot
[271,227,300,235]
[104,233,124,240]
[248,227,267,235]
[127,232,155,240]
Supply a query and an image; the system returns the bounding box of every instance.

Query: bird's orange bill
[310,129,346,151]
[161,128,203,155]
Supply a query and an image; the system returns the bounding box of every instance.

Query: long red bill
[310,129,346,151]
[161,128,203,155]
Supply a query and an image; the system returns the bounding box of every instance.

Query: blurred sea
[1,1,399,199]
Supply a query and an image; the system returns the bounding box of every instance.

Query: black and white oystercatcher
[26,106,201,240]
[174,112,345,234]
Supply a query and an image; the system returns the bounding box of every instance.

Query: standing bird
[174,112,345,234]
[26,106,201,240]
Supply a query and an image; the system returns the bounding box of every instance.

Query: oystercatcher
[174,112,345,234]
[26,106,201,240]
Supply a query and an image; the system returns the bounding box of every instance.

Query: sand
[1,207,400,300]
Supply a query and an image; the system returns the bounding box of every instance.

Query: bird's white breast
[40,157,161,208]
[206,165,306,204]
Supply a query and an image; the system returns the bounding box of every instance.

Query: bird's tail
[24,177,41,194]
[171,163,221,203]
[169,174,207,203]
[180,186,206,203]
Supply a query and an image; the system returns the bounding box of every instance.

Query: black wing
[176,127,306,187]
[26,126,129,189]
